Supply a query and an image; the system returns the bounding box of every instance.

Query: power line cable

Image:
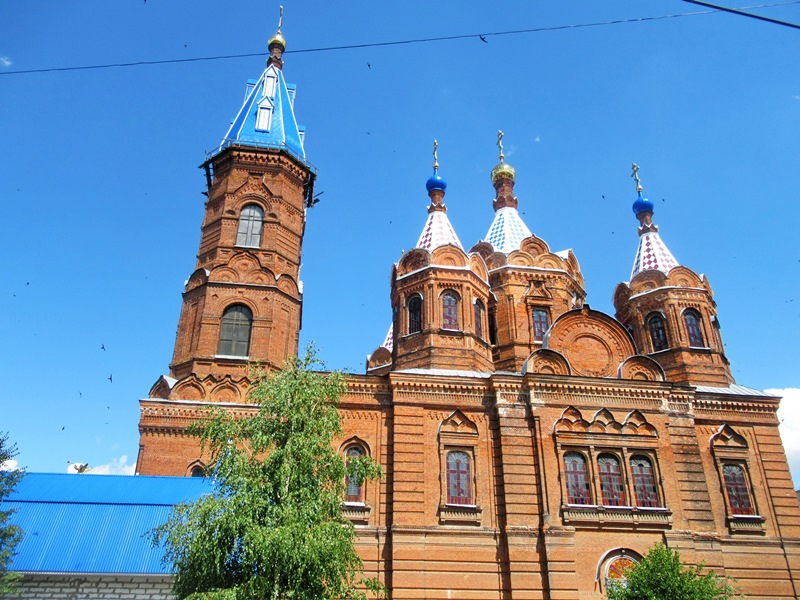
[682,0,800,28]
[1,2,798,77]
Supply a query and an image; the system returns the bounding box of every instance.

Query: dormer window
[255,105,272,132]
[264,74,277,99]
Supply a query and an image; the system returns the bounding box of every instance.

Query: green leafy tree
[153,348,384,600]
[607,543,741,600]
[0,432,24,594]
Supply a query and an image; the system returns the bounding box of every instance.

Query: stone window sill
[562,504,672,529]
[727,514,765,535]
[341,502,370,524]
[439,504,482,525]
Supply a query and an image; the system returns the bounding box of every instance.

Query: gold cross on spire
[433,139,439,170]
[277,5,284,33]
[631,163,643,193]
[497,130,505,163]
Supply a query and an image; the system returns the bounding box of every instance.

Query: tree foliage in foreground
[607,543,741,600]
[0,432,24,594]
[153,348,384,600]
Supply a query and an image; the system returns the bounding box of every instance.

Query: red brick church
[135,22,800,599]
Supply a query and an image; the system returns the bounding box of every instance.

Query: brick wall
[2,574,173,600]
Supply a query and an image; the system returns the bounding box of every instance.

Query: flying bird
[367,62,371,69]
[479,35,488,43]
[108,374,113,383]
[101,343,106,351]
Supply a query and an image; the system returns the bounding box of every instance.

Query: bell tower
[138,11,314,475]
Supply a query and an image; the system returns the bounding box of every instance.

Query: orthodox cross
[631,163,643,192]
[497,130,505,163]
[277,5,284,33]
[433,140,439,170]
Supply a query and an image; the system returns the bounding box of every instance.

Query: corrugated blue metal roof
[3,473,212,574]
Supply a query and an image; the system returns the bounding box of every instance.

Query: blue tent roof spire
[218,6,306,163]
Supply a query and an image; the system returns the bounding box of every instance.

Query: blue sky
[1,1,799,478]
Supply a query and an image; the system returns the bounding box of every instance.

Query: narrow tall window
[446,451,472,505]
[598,454,626,506]
[488,310,498,345]
[442,292,459,330]
[532,308,550,342]
[255,106,272,131]
[345,446,364,503]
[218,305,253,357]
[408,296,422,334]
[564,452,591,505]
[684,310,705,347]
[236,204,264,247]
[474,300,485,340]
[647,314,669,352]
[723,464,755,515]
[630,456,660,508]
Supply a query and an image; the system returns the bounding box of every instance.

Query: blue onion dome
[632,191,654,215]
[491,160,516,184]
[426,168,447,192]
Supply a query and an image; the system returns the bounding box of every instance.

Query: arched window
[236,204,264,247]
[630,456,660,508]
[564,452,591,505]
[684,309,705,347]
[408,295,422,334]
[442,292,459,330]
[446,451,472,505]
[474,300,485,340]
[606,555,638,592]
[647,313,669,352]
[345,446,364,503]
[723,464,755,515]
[532,308,550,342]
[598,454,626,506]
[217,304,253,357]
[190,465,204,478]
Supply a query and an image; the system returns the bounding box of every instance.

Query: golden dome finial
[491,130,515,184]
[268,5,287,49]
[433,139,439,170]
[631,163,643,193]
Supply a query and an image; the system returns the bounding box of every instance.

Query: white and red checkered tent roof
[484,206,533,254]
[382,324,394,351]
[415,210,463,251]
[630,231,679,279]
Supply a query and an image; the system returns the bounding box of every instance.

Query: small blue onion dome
[426,169,447,192]
[632,191,654,215]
